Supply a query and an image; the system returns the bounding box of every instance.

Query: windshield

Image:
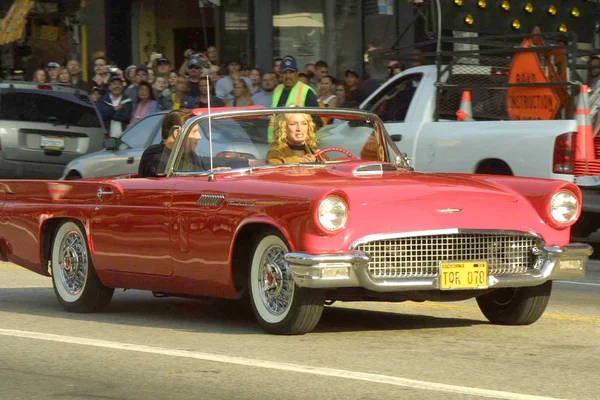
[168,109,408,175]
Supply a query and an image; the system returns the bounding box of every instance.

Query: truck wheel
[476,281,552,325]
[51,221,114,313]
[64,171,82,180]
[248,231,325,335]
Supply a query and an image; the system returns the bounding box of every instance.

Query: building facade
[1,0,422,81]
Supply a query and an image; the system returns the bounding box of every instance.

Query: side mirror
[104,137,119,151]
[390,134,402,142]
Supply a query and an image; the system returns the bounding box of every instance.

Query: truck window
[364,74,423,123]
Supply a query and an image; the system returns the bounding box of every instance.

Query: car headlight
[550,190,578,224]
[317,196,348,232]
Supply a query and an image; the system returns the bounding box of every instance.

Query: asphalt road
[0,261,598,400]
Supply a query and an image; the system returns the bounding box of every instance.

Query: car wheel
[248,231,325,335]
[476,281,552,325]
[51,220,114,313]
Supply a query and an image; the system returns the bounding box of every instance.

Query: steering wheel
[313,147,358,162]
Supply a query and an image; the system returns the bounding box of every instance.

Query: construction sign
[506,38,563,120]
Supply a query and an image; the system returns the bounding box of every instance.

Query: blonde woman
[266,113,320,164]
[32,69,47,83]
[226,79,254,107]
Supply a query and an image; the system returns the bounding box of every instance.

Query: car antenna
[206,74,215,181]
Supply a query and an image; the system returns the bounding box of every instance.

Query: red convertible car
[0,108,592,335]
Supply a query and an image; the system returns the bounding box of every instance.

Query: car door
[99,114,164,177]
[168,176,236,297]
[90,176,175,276]
[361,73,424,157]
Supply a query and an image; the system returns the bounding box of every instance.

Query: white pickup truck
[360,65,600,236]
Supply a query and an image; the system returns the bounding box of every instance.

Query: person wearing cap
[89,86,102,103]
[268,56,319,141]
[124,65,149,107]
[214,60,253,101]
[96,75,133,138]
[146,52,171,77]
[344,69,362,108]
[46,62,61,83]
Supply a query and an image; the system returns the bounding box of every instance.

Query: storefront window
[272,0,361,80]
[364,0,398,82]
[220,0,253,67]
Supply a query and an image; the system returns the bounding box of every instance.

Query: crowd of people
[29,46,409,138]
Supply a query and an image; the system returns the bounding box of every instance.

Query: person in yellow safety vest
[268,56,319,142]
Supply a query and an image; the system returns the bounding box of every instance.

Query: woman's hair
[232,79,251,98]
[319,75,336,86]
[161,109,193,140]
[32,69,47,82]
[270,113,317,149]
[137,81,156,101]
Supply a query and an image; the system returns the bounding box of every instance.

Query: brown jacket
[266,143,319,164]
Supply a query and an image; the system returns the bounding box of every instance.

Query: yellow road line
[0,263,24,270]
[402,302,600,324]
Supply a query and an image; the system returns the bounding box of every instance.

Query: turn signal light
[548,5,557,16]
[511,19,521,30]
[464,14,474,25]
[524,3,534,13]
[571,8,581,18]
[501,1,510,11]
[477,0,487,9]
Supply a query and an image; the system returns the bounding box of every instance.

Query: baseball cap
[345,69,360,78]
[188,59,201,68]
[135,65,148,73]
[47,62,60,69]
[109,75,124,83]
[157,57,170,64]
[281,57,298,72]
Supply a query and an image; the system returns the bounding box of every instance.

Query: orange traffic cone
[574,84,595,161]
[456,90,474,121]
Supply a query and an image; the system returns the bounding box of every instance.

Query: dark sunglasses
[188,65,201,69]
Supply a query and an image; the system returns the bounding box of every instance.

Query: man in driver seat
[266,113,321,164]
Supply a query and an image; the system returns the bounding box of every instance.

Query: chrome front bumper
[284,243,593,292]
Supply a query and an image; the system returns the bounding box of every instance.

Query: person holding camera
[215,60,253,101]
[86,56,111,95]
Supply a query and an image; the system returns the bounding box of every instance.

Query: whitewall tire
[248,231,325,335]
[51,221,113,313]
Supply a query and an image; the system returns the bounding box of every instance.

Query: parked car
[0,108,591,335]
[0,81,106,179]
[61,109,270,179]
[61,111,166,180]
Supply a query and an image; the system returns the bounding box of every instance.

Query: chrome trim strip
[196,194,225,208]
[349,228,544,249]
[285,242,592,291]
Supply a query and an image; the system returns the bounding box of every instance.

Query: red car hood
[246,163,549,239]
[251,163,522,205]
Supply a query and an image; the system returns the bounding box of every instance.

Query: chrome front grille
[353,233,540,279]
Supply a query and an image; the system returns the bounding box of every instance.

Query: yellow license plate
[439,261,488,290]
